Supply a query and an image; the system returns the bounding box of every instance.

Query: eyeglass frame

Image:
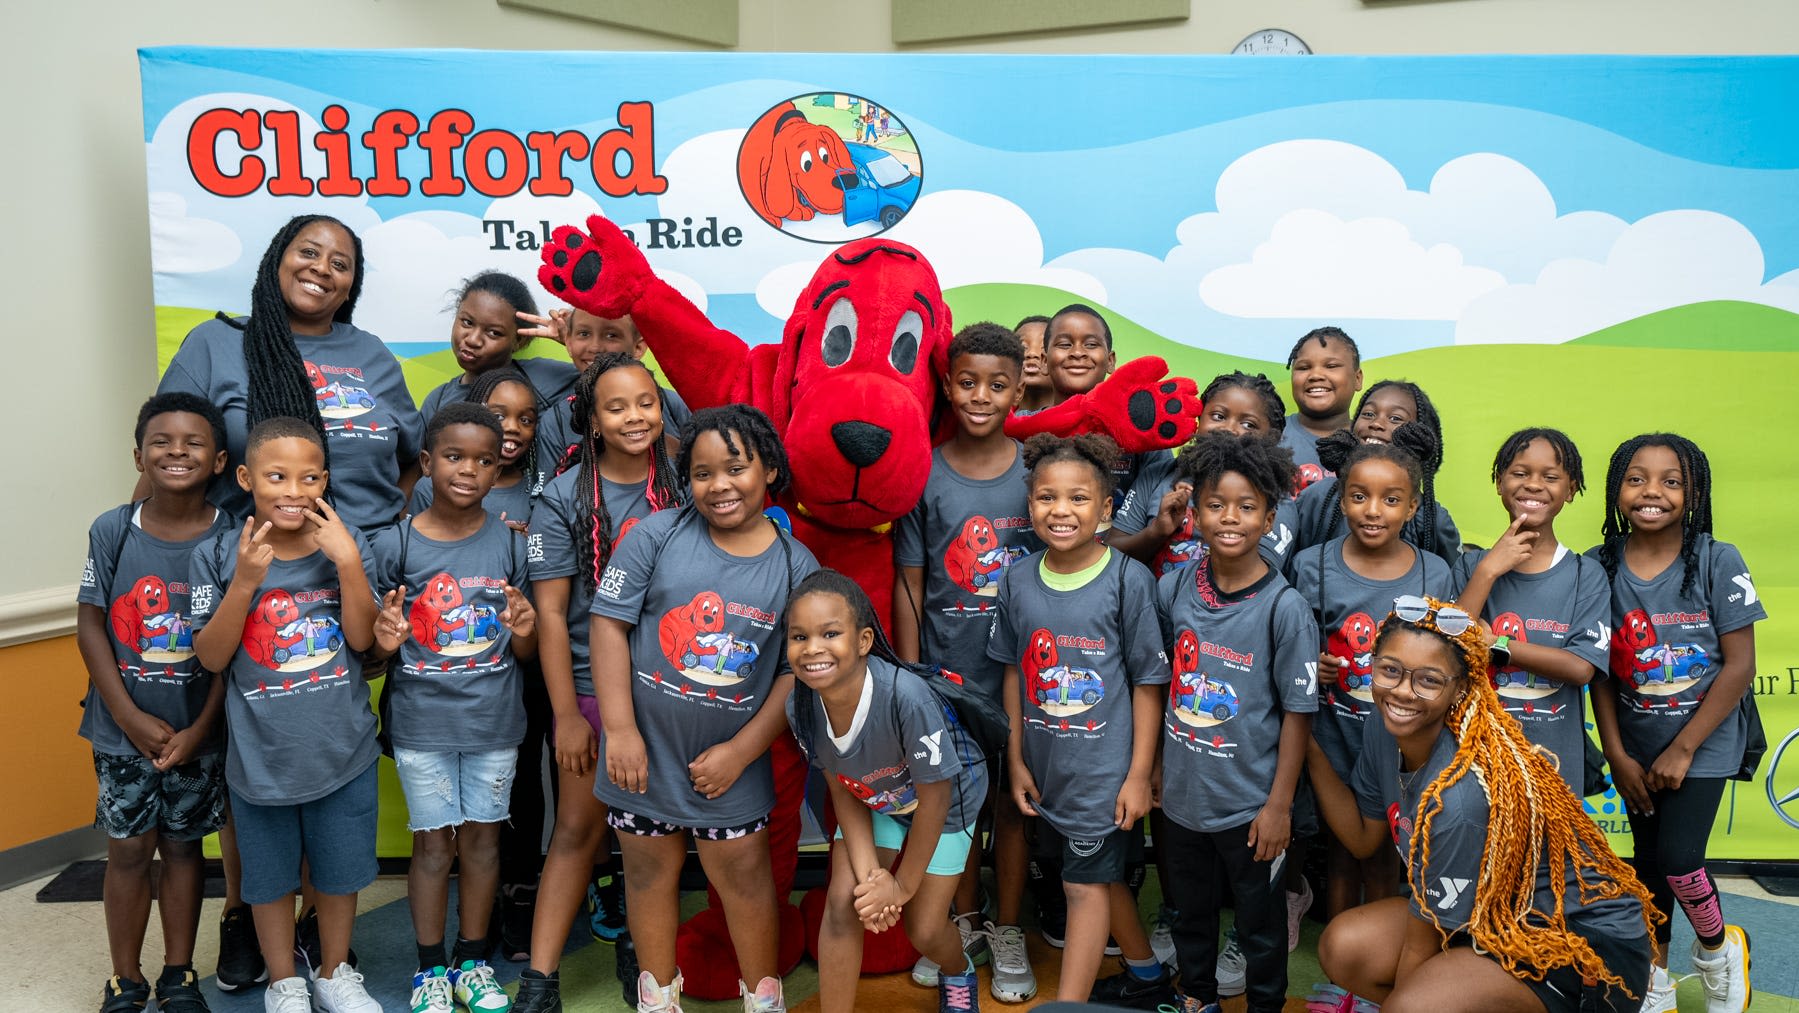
[1391,594,1474,638]
[1367,656,1459,701]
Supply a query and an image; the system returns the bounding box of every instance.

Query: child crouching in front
[793,569,990,1013]
[190,417,383,1013]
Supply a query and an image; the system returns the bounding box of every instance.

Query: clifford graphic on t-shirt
[408,572,502,659]
[1167,629,1242,730]
[942,514,1027,597]
[656,589,763,686]
[109,575,196,666]
[1610,606,1710,698]
[305,359,380,420]
[240,587,348,690]
[1023,627,1107,717]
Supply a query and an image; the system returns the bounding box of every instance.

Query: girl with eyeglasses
[1303,596,1658,1013]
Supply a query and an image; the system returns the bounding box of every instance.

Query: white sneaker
[1149,906,1177,968]
[1216,929,1246,998]
[1692,926,1751,1013]
[1637,963,1677,1013]
[265,976,311,1013]
[314,962,383,1012]
[450,961,512,1011]
[740,975,784,1013]
[638,969,685,1013]
[985,921,1038,1003]
[1286,878,1314,953]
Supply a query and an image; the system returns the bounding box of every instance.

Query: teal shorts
[836,811,976,877]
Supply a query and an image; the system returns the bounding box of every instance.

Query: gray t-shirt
[1278,416,1332,497]
[159,317,423,530]
[1290,536,1457,780]
[1155,561,1319,833]
[1294,477,1461,569]
[536,384,691,477]
[526,470,655,696]
[1453,548,1610,792]
[77,504,235,756]
[419,357,580,423]
[987,550,1170,840]
[1353,723,1643,936]
[409,473,538,531]
[371,514,530,752]
[188,529,381,806]
[787,657,988,832]
[1113,453,1300,577]
[590,508,820,826]
[1590,535,1766,778]
[892,446,1041,697]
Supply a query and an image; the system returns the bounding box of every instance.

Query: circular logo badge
[736,92,922,243]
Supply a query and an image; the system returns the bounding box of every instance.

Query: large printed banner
[141,48,1799,860]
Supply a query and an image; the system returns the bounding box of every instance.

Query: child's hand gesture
[1609,752,1654,815]
[605,726,649,793]
[553,712,598,777]
[1247,801,1292,863]
[1150,482,1193,538]
[1010,761,1041,817]
[1317,650,1344,685]
[155,725,205,771]
[500,585,536,639]
[499,511,529,536]
[121,709,176,763]
[852,868,906,932]
[1115,773,1151,828]
[516,307,571,343]
[307,499,360,567]
[375,587,412,654]
[688,741,748,800]
[1480,516,1537,578]
[236,518,276,585]
[1646,742,1695,794]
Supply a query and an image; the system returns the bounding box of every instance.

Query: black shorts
[606,807,769,840]
[1043,825,1135,884]
[1520,930,1652,1013]
[93,751,226,842]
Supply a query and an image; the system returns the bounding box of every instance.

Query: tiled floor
[4,870,1794,1012]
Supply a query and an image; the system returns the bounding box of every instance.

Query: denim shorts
[229,761,379,905]
[93,751,226,842]
[836,812,976,878]
[394,747,518,831]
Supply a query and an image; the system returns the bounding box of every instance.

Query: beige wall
[4,0,1796,604]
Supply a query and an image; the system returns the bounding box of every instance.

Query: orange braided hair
[1386,596,1662,995]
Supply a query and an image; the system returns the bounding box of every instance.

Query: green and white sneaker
[451,960,513,1012]
[410,967,454,1013]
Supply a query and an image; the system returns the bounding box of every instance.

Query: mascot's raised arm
[539,213,1199,992]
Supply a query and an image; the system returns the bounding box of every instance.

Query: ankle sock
[452,936,489,965]
[156,964,194,987]
[1126,955,1162,979]
[417,942,447,971]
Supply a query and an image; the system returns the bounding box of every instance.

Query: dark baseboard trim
[0,826,108,892]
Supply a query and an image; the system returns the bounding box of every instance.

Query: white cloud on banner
[754,189,1106,320]
[149,192,241,274]
[1455,210,1799,345]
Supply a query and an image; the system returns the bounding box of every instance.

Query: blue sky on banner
[143,50,1799,359]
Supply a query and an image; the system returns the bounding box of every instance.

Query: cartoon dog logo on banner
[539,212,1199,993]
[738,100,857,228]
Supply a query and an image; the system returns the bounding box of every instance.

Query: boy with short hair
[77,393,235,1013]
[894,321,1043,1003]
[370,402,538,1013]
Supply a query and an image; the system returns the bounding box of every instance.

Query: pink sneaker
[1287,878,1315,952]
[741,975,785,1013]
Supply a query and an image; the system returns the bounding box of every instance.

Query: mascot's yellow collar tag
[793,501,891,536]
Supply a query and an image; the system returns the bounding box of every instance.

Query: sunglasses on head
[1392,595,1473,638]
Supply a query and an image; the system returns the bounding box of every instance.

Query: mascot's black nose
[831,421,891,469]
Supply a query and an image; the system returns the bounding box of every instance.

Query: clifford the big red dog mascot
[538,213,1198,994]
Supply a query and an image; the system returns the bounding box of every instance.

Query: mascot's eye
[800,151,814,173]
[818,144,831,165]
[889,310,922,374]
[822,297,858,367]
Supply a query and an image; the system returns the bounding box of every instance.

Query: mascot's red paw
[675,902,807,1001]
[537,214,654,320]
[1005,355,1201,453]
[799,886,921,974]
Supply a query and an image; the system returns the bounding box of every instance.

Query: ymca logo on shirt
[240,588,351,698]
[943,514,1029,597]
[1165,629,1244,756]
[109,575,198,669]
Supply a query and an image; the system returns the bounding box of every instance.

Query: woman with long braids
[1305,595,1658,1013]
[157,215,423,531]
[153,214,422,992]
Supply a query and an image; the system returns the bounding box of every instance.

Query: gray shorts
[93,751,226,842]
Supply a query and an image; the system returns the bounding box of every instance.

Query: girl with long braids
[416,271,578,423]
[515,353,683,1007]
[1589,434,1763,1013]
[1305,595,1658,1013]
[157,215,423,532]
[1292,380,1460,568]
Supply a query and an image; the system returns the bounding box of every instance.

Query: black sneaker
[1038,905,1066,949]
[614,932,640,1007]
[498,883,537,962]
[294,906,359,979]
[153,967,211,1013]
[586,867,628,943]
[99,976,149,1013]
[214,905,266,992]
[1088,966,1177,1009]
[513,968,563,1013]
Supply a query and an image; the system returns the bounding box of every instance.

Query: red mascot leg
[675,734,809,1000]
